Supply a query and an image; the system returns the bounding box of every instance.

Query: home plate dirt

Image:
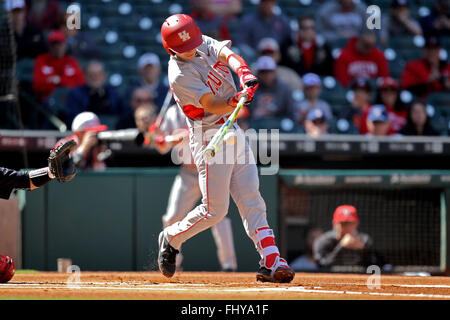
[1,272,450,300]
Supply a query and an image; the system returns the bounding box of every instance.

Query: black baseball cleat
[256,266,295,283]
[158,231,179,278]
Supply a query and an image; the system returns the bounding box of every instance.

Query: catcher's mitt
[48,139,77,182]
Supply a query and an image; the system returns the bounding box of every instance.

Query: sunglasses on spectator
[137,114,155,121]
[312,119,326,125]
[134,97,152,103]
[300,24,315,30]
[380,87,397,92]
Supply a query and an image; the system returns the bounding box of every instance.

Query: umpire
[0,139,77,200]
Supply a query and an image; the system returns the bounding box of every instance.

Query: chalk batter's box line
[1,283,450,299]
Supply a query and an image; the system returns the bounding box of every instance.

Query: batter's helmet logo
[178,31,191,42]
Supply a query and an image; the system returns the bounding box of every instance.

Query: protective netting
[281,183,443,272]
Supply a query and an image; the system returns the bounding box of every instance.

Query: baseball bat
[204,95,247,159]
[143,88,174,146]
[154,88,173,129]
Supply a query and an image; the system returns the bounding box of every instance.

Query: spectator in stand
[313,205,378,268]
[208,0,242,18]
[235,0,292,61]
[290,227,323,272]
[375,77,408,134]
[61,111,109,171]
[294,73,332,125]
[190,0,231,40]
[116,87,154,130]
[126,53,170,110]
[366,105,392,137]
[340,78,372,134]
[32,30,85,102]
[334,28,390,87]
[401,36,450,99]
[420,0,450,37]
[380,0,423,45]
[304,108,330,137]
[56,12,102,61]
[134,104,158,134]
[25,0,61,30]
[399,100,439,136]
[285,15,334,77]
[249,56,296,121]
[316,0,367,42]
[255,37,303,91]
[6,0,47,60]
[65,61,124,127]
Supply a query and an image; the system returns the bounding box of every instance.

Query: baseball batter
[150,103,237,271]
[157,14,294,283]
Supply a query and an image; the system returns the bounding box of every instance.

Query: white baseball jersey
[168,35,237,128]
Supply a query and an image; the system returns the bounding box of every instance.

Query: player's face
[334,222,358,239]
[177,48,197,61]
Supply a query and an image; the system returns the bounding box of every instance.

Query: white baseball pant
[162,164,237,271]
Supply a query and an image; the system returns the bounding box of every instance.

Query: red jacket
[32,53,85,101]
[334,38,390,86]
[401,59,450,98]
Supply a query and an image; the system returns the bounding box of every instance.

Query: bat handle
[204,148,215,159]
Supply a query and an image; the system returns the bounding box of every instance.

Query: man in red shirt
[32,30,85,102]
[401,36,450,98]
[334,29,390,87]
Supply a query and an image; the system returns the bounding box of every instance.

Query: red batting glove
[236,66,258,89]
[227,84,258,107]
[154,134,166,146]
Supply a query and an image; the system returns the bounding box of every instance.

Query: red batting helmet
[161,14,203,55]
[0,254,15,283]
[332,205,359,224]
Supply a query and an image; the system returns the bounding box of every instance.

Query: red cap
[378,77,399,90]
[333,205,359,224]
[47,30,66,44]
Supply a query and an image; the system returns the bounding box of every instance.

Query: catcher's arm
[27,139,78,188]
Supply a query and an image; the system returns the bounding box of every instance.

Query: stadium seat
[45,87,71,118]
[249,117,303,133]
[98,114,120,130]
[427,92,450,109]
[16,59,34,83]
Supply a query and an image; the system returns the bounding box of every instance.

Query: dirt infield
[1,271,450,300]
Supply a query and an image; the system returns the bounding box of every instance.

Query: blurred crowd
[1,0,449,139]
